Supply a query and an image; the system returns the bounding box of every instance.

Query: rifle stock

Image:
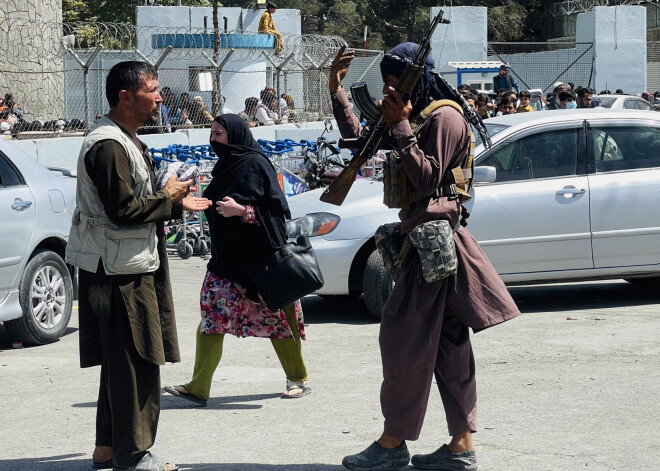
[319,153,367,205]
[320,9,449,206]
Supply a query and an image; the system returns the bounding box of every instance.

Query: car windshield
[473,123,509,147]
[596,97,617,108]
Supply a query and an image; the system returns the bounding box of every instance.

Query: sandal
[114,451,178,471]
[164,385,208,406]
[281,380,311,399]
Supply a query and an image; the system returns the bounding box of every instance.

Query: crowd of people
[0,85,299,138]
[452,64,660,119]
[159,86,296,131]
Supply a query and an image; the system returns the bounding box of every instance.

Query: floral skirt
[199,270,306,340]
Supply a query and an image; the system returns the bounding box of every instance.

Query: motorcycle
[299,119,348,191]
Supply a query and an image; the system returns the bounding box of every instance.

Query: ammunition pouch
[374,222,416,274]
[383,151,416,209]
[408,220,458,284]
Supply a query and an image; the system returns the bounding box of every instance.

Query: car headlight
[286,212,340,238]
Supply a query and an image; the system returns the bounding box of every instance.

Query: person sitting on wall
[258,2,284,56]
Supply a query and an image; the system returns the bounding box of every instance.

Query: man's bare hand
[329,45,355,94]
[182,195,212,212]
[378,87,412,126]
[164,175,192,203]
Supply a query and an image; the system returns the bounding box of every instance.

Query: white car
[287,110,660,318]
[0,140,77,344]
[593,94,651,110]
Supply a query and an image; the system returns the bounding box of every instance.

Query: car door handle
[556,188,585,196]
[11,199,33,211]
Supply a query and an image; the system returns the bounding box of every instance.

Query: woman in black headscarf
[165,114,310,405]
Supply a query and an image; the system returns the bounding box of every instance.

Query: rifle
[320,9,450,206]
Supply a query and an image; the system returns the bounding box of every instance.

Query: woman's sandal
[281,380,312,399]
[164,385,208,406]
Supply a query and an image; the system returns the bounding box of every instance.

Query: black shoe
[342,441,410,471]
[410,444,477,470]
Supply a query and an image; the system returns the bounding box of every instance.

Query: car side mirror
[474,166,497,183]
[324,118,333,133]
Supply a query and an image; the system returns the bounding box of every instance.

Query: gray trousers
[379,306,477,440]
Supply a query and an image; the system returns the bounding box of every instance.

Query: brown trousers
[81,269,161,469]
[379,300,477,440]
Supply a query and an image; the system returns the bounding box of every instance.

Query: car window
[472,123,509,147]
[592,126,660,172]
[0,153,24,187]
[623,99,649,110]
[596,97,616,108]
[477,129,578,182]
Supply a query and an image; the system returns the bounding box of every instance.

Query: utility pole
[212,0,221,117]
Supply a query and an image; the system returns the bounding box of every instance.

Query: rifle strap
[410,99,476,225]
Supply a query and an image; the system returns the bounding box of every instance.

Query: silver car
[0,140,76,345]
[288,110,660,318]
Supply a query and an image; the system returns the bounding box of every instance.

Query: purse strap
[254,206,287,250]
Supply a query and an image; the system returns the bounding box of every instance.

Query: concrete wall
[0,0,64,121]
[6,121,344,176]
[430,7,487,68]
[577,6,646,93]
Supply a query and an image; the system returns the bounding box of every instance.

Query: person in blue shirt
[492,65,520,93]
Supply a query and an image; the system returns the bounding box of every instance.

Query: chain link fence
[488,42,595,93]
[647,41,660,93]
[2,19,385,134]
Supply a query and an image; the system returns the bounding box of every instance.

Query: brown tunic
[332,87,519,439]
[331,87,519,329]
[78,135,182,367]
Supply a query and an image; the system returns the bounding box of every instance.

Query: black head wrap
[380,42,491,148]
[203,114,290,300]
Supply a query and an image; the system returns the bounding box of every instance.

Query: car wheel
[363,249,394,320]
[624,276,660,287]
[4,250,73,345]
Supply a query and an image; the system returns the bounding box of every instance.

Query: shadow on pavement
[0,325,78,351]
[300,295,376,325]
[0,454,88,471]
[177,464,348,471]
[509,281,660,313]
[161,392,284,410]
[0,456,349,471]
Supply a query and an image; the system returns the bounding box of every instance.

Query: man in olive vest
[66,61,211,471]
[492,64,520,93]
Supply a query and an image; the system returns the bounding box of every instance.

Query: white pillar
[577,5,646,93]
[430,6,487,68]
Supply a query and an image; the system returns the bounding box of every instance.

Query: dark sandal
[281,380,312,399]
[164,385,208,406]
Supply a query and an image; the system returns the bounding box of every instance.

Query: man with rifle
[330,28,520,471]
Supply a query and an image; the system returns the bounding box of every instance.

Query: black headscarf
[203,113,290,299]
[380,42,491,148]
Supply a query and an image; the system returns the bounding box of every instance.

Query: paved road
[1,256,659,471]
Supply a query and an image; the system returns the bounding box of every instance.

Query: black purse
[246,208,324,311]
